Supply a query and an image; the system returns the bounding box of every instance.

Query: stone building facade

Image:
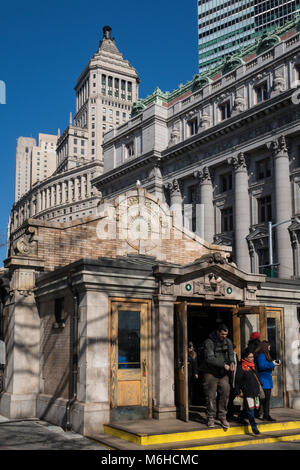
[97,18,300,280]
[10,26,139,229]
[0,187,299,436]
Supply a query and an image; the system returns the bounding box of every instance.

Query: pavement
[0,414,108,451]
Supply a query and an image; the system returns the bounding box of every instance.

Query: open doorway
[187,305,234,409]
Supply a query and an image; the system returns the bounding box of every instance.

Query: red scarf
[242,359,255,371]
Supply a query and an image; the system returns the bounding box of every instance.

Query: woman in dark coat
[235,348,262,435]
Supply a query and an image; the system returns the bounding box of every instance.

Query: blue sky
[0,0,198,264]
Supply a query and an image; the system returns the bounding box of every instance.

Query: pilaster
[0,255,44,419]
[152,294,177,420]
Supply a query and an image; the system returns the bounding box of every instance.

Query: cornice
[161,90,294,161]
[93,152,161,187]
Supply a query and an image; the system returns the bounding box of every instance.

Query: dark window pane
[118,310,140,369]
[267,317,277,360]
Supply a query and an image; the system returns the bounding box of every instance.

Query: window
[74,147,77,153]
[114,78,119,98]
[126,141,134,158]
[255,82,269,103]
[127,82,132,101]
[121,80,126,99]
[101,74,106,94]
[221,207,233,232]
[220,173,232,192]
[54,298,65,328]
[81,140,85,146]
[258,195,272,223]
[188,118,198,137]
[256,159,271,180]
[108,76,113,96]
[219,101,231,121]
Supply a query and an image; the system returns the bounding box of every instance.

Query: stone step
[89,427,300,451]
[101,419,300,447]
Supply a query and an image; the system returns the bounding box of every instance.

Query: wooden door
[110,300,151,421]
[266,308,284,408]
[174,302,188,422]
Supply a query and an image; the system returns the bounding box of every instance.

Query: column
[167,179,183,228]
[194,166,214,243]
[36,191,41,214]
[271,135,293,278]
[46,188,50,209]
[74,177,79,201]
[230,152,251,273]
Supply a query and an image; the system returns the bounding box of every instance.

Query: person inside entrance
[200,324,235,428]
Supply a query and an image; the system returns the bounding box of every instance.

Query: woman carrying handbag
[235,348,262,435]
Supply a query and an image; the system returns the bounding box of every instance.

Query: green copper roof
[131,14,300,118]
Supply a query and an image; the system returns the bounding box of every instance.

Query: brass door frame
[266,307,286,407]
[108,298,152,418]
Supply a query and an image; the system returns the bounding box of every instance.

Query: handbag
[251,368,265,399]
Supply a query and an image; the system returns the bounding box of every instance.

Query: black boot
[264,415,276,422]
[252,426,260,435]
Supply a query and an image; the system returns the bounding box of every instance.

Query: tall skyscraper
[15,137,36,202]
[14,133,57,202]
[55,26,140,174]
[198,0,300,72]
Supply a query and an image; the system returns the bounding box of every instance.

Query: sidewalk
[0,415,108,450]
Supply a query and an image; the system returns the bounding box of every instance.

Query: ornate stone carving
[232,94,246,114]
[272,73,286,94]
[166,179,181,195]
[268,135,289,158]
[199,111,211,129]
[194,166,212,184]
[228,152,247,172]
[191,73,212,92]
[256,31,280,55]
[169,127,180,146]
[12,226,38,257]
[131,99,146,118]
[222,54,244,75]
[161,280,175,295]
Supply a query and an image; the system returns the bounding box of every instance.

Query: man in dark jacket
[202,324,235,428]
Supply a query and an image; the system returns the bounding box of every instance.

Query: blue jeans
[243,398,258,431]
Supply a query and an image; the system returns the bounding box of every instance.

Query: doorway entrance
[174,301,235,421]
[187,304,234,408]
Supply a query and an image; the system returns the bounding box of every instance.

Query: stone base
[153,405,177,420]
[36,394,110,435]
[72,401,110,435]
[286,390,300,410]
[0,392,37,418]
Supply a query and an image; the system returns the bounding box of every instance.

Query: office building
[198,0,300,72]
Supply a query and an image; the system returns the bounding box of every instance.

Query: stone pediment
[154,252,265,303]
[247,226,268,241]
